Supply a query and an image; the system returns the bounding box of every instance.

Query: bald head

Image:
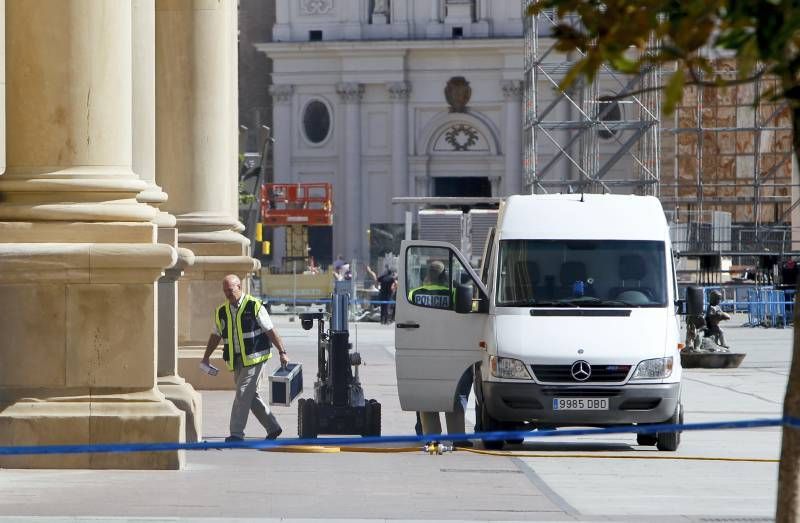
[222,275,242,304]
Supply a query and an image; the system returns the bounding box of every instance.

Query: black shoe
[225,435,244,443]
[266,428,282,440]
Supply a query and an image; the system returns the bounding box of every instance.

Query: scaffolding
[523,1,798,260]
[523,4,661,196]
[661,63,795,256]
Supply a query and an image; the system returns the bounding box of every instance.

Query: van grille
[539,387,623,397]
[532,364,631,383]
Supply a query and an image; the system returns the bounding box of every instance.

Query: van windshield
[496,239,667,308]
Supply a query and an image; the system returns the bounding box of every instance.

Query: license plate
[552,398,609,410]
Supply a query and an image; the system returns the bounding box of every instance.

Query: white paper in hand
[199,362,219,376]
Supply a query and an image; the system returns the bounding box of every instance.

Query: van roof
[498,194,669,241]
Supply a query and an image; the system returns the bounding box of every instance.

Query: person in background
[333,254,345,272]
[377,265,397,325]
[364,264,379,291]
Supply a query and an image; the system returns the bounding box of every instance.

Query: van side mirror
[454,284,473,314]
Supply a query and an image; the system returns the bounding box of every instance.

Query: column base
[0,400,185,469]
[158,376,203,442]
[178,349,232,390]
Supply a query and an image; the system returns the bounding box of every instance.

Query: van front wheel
[656,403,682,452]
[477,400,504,450]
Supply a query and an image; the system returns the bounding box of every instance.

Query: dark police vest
[407,284,453,310]
[215,294,272,370]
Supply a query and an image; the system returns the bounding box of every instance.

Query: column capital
[501,80,524,101]
[269,84,294,105]
[386,81,412,101]
[336,82,365,104]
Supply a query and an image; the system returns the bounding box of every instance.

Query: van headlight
[631,357,673,380]
[490,356,532,380]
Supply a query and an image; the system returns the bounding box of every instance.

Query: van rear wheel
[656,403,682,452]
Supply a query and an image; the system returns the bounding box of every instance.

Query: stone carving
[336,82,365,104]
[685,290,731,353]
[301,0,334,15]
[501,80,524,101]
[441,124,481,151]
[373,0,389,15]
[269,84,294,105]
[387,81,411,100]
[445,76,471,113]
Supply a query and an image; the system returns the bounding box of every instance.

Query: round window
[597,95,622,139]
[303,100,331,144]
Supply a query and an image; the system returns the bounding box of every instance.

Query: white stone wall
[262,39,523,264]
[274,0,523,42]
[261,0,528,265]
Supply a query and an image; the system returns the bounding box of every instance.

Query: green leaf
[663,68,685,115]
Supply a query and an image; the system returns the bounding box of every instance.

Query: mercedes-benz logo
[570,360,592,382]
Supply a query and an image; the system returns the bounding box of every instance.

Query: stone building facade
[0,0,256,469]
[259,0,525,267]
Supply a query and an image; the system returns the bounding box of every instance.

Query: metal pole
[291,259,297,322]
[405,210,412,241]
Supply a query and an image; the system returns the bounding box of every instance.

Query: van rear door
[395,240,488,412]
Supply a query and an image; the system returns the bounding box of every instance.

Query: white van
[395,194,683,450]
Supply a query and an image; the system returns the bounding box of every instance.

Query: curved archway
[418,111,501,156]
[415,111,503,198]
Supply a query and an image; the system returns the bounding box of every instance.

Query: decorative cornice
[269,84,294,105]
[336,82,365,104]
[501,80,524,101]
[386,81,412,101]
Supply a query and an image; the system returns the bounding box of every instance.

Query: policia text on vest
[201,275,289,442]
[408,284,454,309]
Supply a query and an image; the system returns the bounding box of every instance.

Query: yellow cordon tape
[264,445,777,462]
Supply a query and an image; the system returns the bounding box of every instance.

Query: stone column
[389,0,409,38]
[502,80,524,196]
[337,82,365,261]
[792,156,800,251]
[269,84,294,270]
[343,0,363,39]
[427,0,443,37]
[0,0,5,175]
[0,0,184,469]
[157,248,202,441]
[388,82,411,223]
[135,0,201,442]
[156,0,258,392]
[133,0,169,220]
[274,0,290,41]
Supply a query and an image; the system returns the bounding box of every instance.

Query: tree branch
[687,65,768,88]
[596,67,769,102]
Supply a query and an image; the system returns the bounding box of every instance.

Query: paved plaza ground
[0,313,791,522]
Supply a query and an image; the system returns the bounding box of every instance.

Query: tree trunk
[775,106,800,522]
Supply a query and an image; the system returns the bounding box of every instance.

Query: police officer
[408,260,472,444]
[408,260,452,309]
[201,274,290,442]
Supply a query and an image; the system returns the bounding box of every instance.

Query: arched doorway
[415,112,503,198]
